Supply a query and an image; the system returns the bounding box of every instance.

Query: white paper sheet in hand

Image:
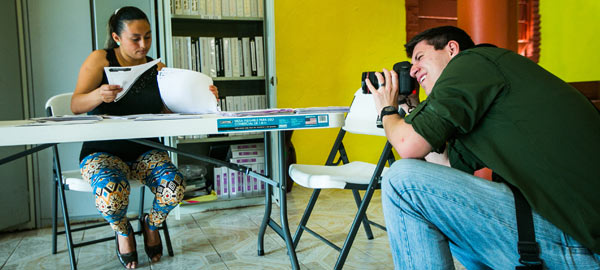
[104,58,161,102]
[157,68,218,114]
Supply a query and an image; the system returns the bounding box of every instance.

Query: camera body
[361,61,417,96]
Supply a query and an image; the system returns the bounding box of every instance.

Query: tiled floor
[0,186,466,269]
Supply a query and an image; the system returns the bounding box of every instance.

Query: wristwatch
[376,106,405,128]
[380,106,400,118]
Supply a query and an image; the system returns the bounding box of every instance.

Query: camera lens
[361,72,382,94]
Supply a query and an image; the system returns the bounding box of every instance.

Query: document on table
[101,114,205,121]
[22,115,104,126]
[218,108,295,117]
[295,106,350,114]
[104,58,161,102]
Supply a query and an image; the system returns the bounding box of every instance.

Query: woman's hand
[365,68,399,115]
[209,85,219,100]
[97,84,123,103]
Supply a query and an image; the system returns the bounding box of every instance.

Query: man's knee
[382,158,429,192]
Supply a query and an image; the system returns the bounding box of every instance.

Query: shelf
[177,195,266,215]
[172,15,264,22]
[163,0,273,211]
[213,76,265,81]
[177,134,264,144]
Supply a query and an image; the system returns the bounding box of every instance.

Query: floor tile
[0,185,466,270]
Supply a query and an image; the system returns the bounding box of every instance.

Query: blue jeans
[381,159,600,270]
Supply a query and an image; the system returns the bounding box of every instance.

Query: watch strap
[377,106,406,128]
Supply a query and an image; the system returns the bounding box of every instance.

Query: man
[366,26,600,269]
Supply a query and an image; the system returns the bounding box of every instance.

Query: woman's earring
[116,41,121,46]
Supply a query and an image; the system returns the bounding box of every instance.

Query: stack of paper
[104,58,161,102]
[295,106,350,114]
[24,115,103,126]
[157,68,218,114]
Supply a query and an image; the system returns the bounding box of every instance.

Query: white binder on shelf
[242,37,251,77]
[255,36,264,76]
[250,37,257,76]
[224,38,233,77]
[231,37,241,77]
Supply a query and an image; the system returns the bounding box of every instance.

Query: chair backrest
[342,89,386,136]
[45,93,74,117]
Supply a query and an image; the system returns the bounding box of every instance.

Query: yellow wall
[538,1,600,82]
[275,1,406,165]
[274,1,600,166]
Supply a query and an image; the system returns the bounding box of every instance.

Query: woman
[71,6,218,269]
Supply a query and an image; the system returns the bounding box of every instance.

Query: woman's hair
[404,26,475,58]
[105,6,149,49]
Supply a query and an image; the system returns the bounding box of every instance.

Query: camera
[361,61,417,96]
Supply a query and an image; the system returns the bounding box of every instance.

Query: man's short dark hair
[405,26,475,58]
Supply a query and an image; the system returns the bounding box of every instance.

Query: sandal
[115,222,138,268]
[140,213,163,262]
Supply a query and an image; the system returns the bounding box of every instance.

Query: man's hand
[399,91,420,114]
[365,68,399,115]
[364,68,433,159]
[424,148,450,167]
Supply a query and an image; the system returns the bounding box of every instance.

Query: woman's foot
[141,214,163,262]
[117,233,138,268]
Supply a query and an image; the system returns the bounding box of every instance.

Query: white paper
[157,68,218,114]
[104,58,161,102]
[23,115,103,126]
[295,106,350,114]
[32,115,104,122]
[101,114,204,120]
[130,114,204,121]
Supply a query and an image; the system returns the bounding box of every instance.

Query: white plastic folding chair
[289,89,395,269]
[45,93,173,270]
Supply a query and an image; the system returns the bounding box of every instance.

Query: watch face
[381,106,398,117]
[384,107,396,113]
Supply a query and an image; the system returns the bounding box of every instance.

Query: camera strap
[494,174,544,269]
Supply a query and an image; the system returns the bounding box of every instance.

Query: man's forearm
[382,114,432,159]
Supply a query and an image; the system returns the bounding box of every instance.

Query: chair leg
[335,186,378,270]
[52,173,59,254]
[162,220,174,256]
[138,186,145,232]
[352,189,374,240]
[292,189,321,248]
[57,175,78,270]
[52,144,77,270]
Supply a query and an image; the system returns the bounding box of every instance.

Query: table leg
[277,131,300,269]
[257,177,271,256]
[128,138,300,268]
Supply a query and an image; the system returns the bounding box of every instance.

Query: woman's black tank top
[79,49,164,162]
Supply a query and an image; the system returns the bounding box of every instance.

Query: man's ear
[447,40,460,57]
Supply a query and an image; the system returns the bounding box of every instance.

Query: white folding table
[0,112,345,270]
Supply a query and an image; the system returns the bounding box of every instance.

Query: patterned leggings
[80,150,185,236]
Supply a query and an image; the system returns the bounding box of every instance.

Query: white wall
[25,0,154,227]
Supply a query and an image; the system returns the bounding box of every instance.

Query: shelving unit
[176,134,263,144]
[157,0,276,208]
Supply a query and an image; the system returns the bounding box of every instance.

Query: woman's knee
[80,152,129,185]
[156,170,185,206]
[94,177,131,216]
